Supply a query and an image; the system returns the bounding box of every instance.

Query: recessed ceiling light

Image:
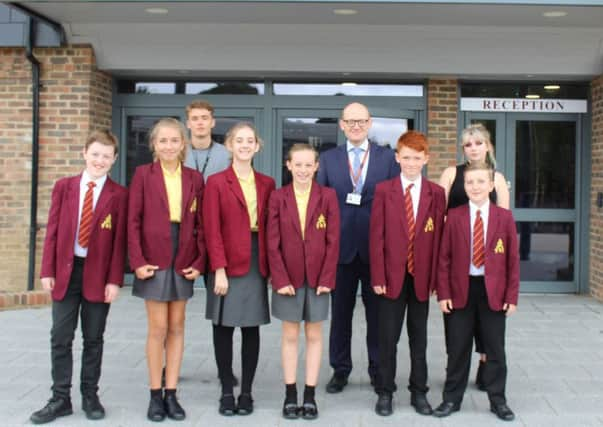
[342,82,357,86]
[542,10,567,18]
[342,72,352,76]
[145,7,168,15]
[525,94,540,99]
[333,9,358,16]
[544,85,560,90]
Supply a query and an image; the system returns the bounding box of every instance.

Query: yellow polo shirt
[294,183,311,239]
[161,162,182,223]
[235,168,258,231]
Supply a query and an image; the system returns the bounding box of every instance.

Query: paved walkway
[1,292,602,426]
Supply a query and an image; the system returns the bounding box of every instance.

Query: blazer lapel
[415,178,432,236]
[226,166,247,208]
[304,182,320,234]
[180,167,194,216]
[460,204,471,252]
[362,143,377,196]
[91,178,115,227]
[486,203,499,250]
[285,184,303,238]
[336,145,354,194]
[392,178,409,237]
[151,162,170,212]
[68,175,81,241]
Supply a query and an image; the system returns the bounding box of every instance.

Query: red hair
[396,130,429,154]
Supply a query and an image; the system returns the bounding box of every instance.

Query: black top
[447,164,497,210]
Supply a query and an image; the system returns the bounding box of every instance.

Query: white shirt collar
[469,199,490,217]
[400,174,422,192]
[346,139,369,152]
[81,170,108,189]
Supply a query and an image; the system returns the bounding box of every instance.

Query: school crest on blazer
[316,213,327,230]
[494,238,505,254]
[101,214,112,230]
[424,217,434,233]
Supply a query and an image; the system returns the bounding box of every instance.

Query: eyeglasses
[342,119,370,128]
[463,140,484,148]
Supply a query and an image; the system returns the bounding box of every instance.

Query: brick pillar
[426,78,459,181]
[0,45,112,295]
[590,75,603,302]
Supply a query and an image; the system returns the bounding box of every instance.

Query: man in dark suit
[317,102,400,393]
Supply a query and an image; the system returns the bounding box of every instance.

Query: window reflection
[517,222,573,282]
[369,117,411,149]
[185,82,264,95]
[470,119,497,152]
[273,83,423,97]
[281,117,338,186]
[134,83,176,94]
[126,116,174,185]
[213,117,254,144]
[515,121,575,209]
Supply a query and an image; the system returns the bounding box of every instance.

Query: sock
[303,385,315,403]
[285,383,297,404]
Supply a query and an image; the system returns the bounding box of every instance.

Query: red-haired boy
[369,131,446,416]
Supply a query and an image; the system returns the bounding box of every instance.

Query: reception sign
[460,98,587,113]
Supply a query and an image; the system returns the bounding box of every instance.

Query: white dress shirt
[74,170,107,257]
[469,199,489,276]
[400,175,422,221]
[346,139,370,190]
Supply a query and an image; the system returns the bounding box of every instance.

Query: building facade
[1,1,602,305]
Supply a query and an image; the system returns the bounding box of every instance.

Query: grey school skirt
[132,223,193,302]
[205,232,269,327]
[271,283,330,323]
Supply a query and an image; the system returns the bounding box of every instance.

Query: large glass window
[273,83,423,97]
[461,83,588,99]
[515,121,576,209]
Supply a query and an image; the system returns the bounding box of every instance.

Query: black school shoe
[219,394,236,416]
[164,393,186,420]
[82,393,106,420]
[30,396,73,424]
[237,393,254,415]
[282,400,300,419]
[301,400,318,420]
[147,394,166,422]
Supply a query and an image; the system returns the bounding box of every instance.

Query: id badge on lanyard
[346,148,368,206]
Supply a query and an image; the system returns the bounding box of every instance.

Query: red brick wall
[590,75,603,301]
[426,78,459,181]
[0,45,112,294]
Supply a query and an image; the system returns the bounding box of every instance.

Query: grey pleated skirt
[132,223,193,302]
[271,283,330,323]
[206,232,269,327]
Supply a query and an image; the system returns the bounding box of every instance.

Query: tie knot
[407,183,414,192]
[87,181,96,189]
[351,147,363,155]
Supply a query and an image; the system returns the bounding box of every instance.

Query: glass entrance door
[275,109,414,186]
[463,112,582,293]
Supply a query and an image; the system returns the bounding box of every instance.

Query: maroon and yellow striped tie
[405,183,415,275]
[472,210,485,268]
[78,181,96,248]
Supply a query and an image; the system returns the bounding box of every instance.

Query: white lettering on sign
[460,98,587,113]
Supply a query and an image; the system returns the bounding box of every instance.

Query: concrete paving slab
[1,293,602,426]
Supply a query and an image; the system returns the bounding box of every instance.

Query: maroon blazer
[128,162,205,274]
[437,203,520,311]
[369,177,446,301]
[267,182,340,290]
[41,175,128,303]
[203,166,275,277]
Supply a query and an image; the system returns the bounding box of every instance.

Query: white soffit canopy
[20,1,603,79]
